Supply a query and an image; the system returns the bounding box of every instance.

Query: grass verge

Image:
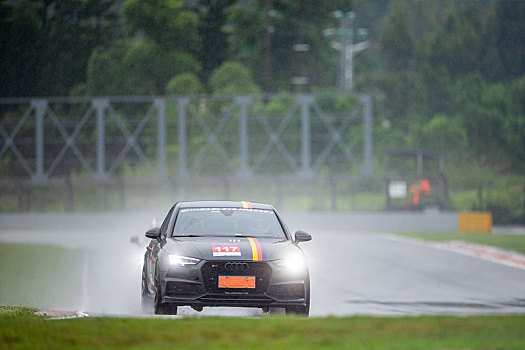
[1,306,525,349]
[0,243,84,310]
[399,232,525,255]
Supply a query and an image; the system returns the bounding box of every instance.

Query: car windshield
[172,207,286,239]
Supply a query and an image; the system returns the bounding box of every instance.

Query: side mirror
[294,230,312,243]
[145,227,161,239]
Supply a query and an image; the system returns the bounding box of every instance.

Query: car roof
[177,200,274,210]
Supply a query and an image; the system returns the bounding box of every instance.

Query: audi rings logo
[224,262,249,272]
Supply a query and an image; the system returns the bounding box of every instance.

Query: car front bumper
[158,260,309,309]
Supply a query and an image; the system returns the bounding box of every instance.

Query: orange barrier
[458,212,492,234]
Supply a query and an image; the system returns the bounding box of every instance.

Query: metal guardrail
[0,93,372,183]
[0,175,384,213]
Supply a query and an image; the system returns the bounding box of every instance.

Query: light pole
[264,0,274,93]
[324,11,369,90]
[291,43,310,92]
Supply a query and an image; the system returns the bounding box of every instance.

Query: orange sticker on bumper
[218,276,256,289]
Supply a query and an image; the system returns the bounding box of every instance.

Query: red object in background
[420,178,431,195]
[410,178,431,206]
[410,184,420,205]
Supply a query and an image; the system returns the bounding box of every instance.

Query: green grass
[0,243,84,310]
[400,232,525,255]
[1,306,524,349]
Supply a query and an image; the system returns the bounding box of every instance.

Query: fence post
[94,98,109,182]
[65,174,74,212]
[155,98,167,179]
[275,177,283,210]
[178,97,190,179]
[385,178,391,210]
[100,183,108,210]
[118,177,125,210]
[360,94,373,176]
[330,177,337,211]
[17,180,24,211]
[442,174,449,211]
[298,94,313,177]
[236,96,252,176]
[32,99,47,183]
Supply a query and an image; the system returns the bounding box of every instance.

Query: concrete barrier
[0,210,459,234]
[284,211,458,233]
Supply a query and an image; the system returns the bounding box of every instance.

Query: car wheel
[285,275,310,316]
[141,274,153,313]
[153,276,177,315]
[285,305,309,316]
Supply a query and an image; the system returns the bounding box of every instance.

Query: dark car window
[172,208,285,239]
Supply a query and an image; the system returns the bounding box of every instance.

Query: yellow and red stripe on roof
[241,201,253,209]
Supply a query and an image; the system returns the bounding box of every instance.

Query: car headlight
[168,255,201,266]
[275,254,307,274]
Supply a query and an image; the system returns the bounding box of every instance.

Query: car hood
[163,236,301,262]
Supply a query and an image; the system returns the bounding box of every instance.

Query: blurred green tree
[380,2,414,72]
[0,0,117,97]
[409,114,467,155]
[80,0,201,95]
[225,0,353,92]
[166,73,204,95]
[209,61,260,94]
[194,0,236,83]
[480,1,525,82]
[122,0,200,53]
[0,1,43,97]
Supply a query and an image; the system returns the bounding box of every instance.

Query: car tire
[285,274,310,317]
[141,297,152,313]
[141,274,153,313]
[153,275,178,315]
[285,305,309,316]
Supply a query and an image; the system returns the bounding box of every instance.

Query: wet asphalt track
[1,211,525,317]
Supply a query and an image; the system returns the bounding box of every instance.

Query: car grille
[201,261,271,294]
[165,281,201,296]
[267,283,305,298]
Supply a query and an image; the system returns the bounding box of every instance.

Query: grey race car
[141,200,312,316]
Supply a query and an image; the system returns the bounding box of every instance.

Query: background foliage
[0,0,524,222]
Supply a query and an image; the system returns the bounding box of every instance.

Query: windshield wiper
[234,233,260,238]
[173,234,203,237]
[234,233,282,239]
